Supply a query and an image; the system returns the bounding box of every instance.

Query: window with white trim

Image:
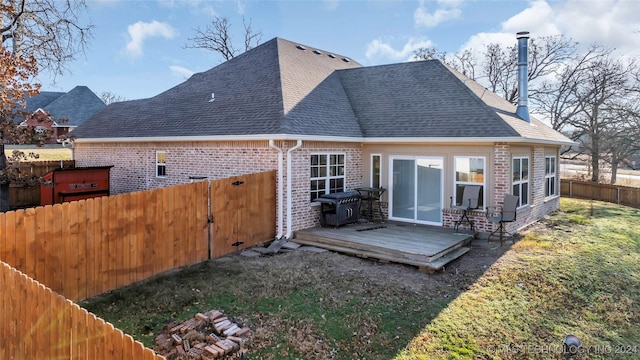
[310,153,345,202]
[156,151,167,178]
[512,156,529,207]
[371,154,381,188]
[454,156,485,208]
[545,156,557,197]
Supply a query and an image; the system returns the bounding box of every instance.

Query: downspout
[285,140,303,239]
[268,140,284,239]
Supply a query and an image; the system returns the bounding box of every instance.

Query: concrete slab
[251,247,271,255]
[239,250,262,257]
[281,241,301,250]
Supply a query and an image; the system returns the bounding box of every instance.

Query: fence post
[569,180,573,198]
[617,187,620,204]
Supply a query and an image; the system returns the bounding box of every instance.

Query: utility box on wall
[40,166,113,206]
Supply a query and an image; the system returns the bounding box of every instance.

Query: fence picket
[33,206,46,284]
[76,200,88,300]
[116,194,128,288]
[24,208,37,279]
[51,204,64,294]
[13,210,26,272]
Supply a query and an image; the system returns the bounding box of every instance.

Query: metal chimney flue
[515,31,530,122]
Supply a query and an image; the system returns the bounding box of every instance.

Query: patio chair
[486,194,519,246]
[450,185,481,232]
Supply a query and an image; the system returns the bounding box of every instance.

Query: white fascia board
[72,134,364,143]
[73,134,576,146]
[362,136,577,146]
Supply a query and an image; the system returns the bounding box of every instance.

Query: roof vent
[313,49,322,55]
[296,44,306,50]
[328,53,336,58]
[209,93,215,103]
[342,57,351,63]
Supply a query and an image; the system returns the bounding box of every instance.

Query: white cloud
[169,65,195,79]
[501,0,560,37]
[323,0,340,11]
[125,21,177,58]
[414,0,463,28]
[458,0,640,59]
[366,37,433,63]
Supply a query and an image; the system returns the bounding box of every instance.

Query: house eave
[362,136,577,146]
[72,134,576,146]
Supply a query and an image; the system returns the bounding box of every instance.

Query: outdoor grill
[316,191,361,227]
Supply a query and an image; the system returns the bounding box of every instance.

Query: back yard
[80,198,640,359]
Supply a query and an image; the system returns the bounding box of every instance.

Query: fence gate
[209,171,276,258]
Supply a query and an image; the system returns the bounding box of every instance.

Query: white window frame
[370,154,382,188]
[512,156,529,207]
[310,153,345,202]
[156,151,167,178]
[453,156,486,209]
[545,156,557,198]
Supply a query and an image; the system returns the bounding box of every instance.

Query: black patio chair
[450,185,481,232]
[486,194,519,246]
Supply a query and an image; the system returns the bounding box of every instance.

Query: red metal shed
[40,166,113,206]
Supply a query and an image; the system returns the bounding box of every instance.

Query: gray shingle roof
[72,37,572,145]
[25,86,105,127]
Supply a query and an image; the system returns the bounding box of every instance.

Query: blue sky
[39,0,640,100]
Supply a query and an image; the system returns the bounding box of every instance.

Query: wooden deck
[294,222,474,272]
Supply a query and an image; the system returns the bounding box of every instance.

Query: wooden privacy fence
[561,179,640,209]
[210,171,277,258]
[0,170,275,360]
[0,181,210,302]
[0,261,164,360]
[9,160,75,208]
[0,170,276,302]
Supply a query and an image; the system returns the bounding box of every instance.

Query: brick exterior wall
[442,143,561,235]
[286,141,363,232]
[74,141,278,194]
[75,140,558,238]
[74,140,363,237]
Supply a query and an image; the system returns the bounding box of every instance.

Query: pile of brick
[154,310,251,359]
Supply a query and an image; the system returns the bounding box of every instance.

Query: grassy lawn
[4,147,72,161]
[80,198,640,359]
[397,198,640,359]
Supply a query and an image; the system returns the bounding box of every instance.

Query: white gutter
[285,140,303,239]
[268,140,284,240]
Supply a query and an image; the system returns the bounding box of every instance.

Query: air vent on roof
[313,49,322,55]
[296,44,306,50]
[342,57,351,63]
[328,53,336,58]
[209,93,215,102]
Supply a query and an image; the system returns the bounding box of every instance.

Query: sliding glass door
[390,157,443,225]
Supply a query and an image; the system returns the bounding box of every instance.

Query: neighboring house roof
[72,37,573,146]
[25,86,106,127]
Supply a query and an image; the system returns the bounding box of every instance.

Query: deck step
[424,246,470,271]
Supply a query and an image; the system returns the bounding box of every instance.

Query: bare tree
[1,0,93,76]
[99,91,126,105]
[565,55,636,182]
[1,0,92,211]
[414,34,577,105]
[533,45,608,132]
[184,16,262,62]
